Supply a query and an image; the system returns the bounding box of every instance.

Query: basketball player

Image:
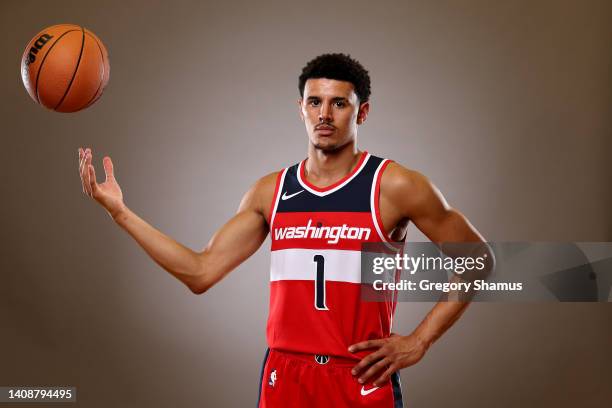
[78,53,488,407]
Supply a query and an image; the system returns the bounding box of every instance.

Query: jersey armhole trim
[371,159,393,243]
[268,168,288,228]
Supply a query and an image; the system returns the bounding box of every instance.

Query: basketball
[20,24,110,113]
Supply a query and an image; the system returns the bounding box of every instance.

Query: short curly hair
[298,53,371,103]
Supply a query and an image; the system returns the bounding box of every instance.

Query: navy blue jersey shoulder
[276,154,385,213]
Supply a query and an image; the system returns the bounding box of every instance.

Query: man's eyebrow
[306,96,348,101]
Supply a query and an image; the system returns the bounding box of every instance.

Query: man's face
[299,78,369,152]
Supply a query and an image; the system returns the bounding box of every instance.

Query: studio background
[1,0,611,407]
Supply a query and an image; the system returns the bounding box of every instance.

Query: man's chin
[311,136,349,153]
[312,141,342,153]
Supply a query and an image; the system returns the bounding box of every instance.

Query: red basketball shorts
[257,349,403,407]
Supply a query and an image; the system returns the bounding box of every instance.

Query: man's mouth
[315,124,336,135]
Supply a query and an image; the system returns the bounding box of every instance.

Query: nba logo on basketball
[268,369,277,387]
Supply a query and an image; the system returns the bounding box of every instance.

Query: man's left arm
[349,162,492,386]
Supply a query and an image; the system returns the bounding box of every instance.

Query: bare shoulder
[252,171,281,194]
[238,171,282,220]
[380,162,431,200]
[380,161,449,218]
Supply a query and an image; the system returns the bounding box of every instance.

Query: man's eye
[334,101,345,108]
[310,100,320,106]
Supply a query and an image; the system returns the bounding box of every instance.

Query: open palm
[78,147,125,218]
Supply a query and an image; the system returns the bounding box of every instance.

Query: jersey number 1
[313,255,328,310]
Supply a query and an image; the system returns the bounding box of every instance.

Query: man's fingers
[88,164,98,196]
[80,147,90,167]
[79,149,87,176]
[84,151,94,196]
[373,365,397,387]
[349,338,385,353]
[103,156,115,182]
[78,148,87,194]
[358,357,391,384]
[81,152,92,195]
[351,349,385,376]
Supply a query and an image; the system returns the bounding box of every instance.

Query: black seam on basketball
[54,27,86,111]
[34,29,80,104]
[82,32,105,109]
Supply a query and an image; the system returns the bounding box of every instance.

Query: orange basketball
[21,24,110,113]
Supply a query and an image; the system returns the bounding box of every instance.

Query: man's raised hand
[78,147,125,219]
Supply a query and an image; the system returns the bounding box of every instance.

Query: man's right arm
[78,147,277,294]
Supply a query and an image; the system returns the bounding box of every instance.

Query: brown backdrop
[1,0,611,407]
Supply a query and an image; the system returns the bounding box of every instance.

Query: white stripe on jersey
[270,248,362,283]
[270,168,288,228]
[370,159,390,242]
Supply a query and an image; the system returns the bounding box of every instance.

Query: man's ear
[297,98,304,121]
[357,101,370,124]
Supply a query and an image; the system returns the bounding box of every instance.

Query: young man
[78,53,487,407]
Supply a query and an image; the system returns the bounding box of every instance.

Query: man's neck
[304,142,362,188]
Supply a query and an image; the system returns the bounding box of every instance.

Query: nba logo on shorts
[314,354,329,365]
[268,369,277,387]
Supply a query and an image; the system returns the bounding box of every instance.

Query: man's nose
[318,103,333,122]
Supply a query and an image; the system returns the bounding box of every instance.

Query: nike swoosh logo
[281,190,305,200]
[360,386,380,396]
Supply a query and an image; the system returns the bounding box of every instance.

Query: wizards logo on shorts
[268,369,277,387]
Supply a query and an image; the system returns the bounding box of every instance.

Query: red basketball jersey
[267,152,403,360]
